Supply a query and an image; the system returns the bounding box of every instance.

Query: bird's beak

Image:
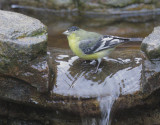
[63,30,70,35]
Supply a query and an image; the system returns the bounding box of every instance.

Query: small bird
[63,26,131,72]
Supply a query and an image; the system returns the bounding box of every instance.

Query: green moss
[148,47,160,59]
[141,44,160,59]
[30,30,46,37]
[17,29,47,39]
[17,34,26,39]
[141,43,147,53]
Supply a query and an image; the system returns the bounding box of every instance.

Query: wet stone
[111,88,160,125]
[0,76,40,103]
[0,46,160,124]
[0,101,8,116]
[47,46,160,124]
[111,58,160,125]
[47,47,144,119]
[141,26,160,59]
[142,59,160,94]
[0,55,50,92]
[49,47,143,98]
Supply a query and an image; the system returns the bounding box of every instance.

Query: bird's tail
[108,35,143,43]
[114,37,143,47]
[128,37,143,42]
[118,37,143,45]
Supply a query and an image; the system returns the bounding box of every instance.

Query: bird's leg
[95,58,102,73]
[90,60,96,65]
[84,60,87,63]
[83,60,90,64]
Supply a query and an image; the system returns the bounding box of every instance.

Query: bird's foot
[90,60,97,65]
[93,59,102,73]
[82,60,90,65]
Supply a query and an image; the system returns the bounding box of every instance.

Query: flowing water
[1,4,160,125]
[49,47,142,125]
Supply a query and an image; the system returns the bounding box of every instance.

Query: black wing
[79,35,129,55]
[79,39,102,54]
[93,35,129,53]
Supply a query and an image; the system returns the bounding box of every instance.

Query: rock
[8,120,43,125]
[0,100,47,125]
[0,46,143,116]
[141,26,160,59]
[0,55,50,92]
[141,59,160,94]
[111,58,160,125]
[0,101,8,116]
[112,102,160,125]
[0,10,49,92]
[0,76,45,105]
[0,74,100,116]
[0,10,47,61]
[78,0,160,12]
[0,47,160,124]
[111,89,160,125]
[47,47,144,118]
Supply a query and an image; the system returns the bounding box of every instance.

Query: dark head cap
[63,26,80,36]
[68,26,79,32]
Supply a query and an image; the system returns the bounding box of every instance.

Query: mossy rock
[0,10,47,62]
[141,26,160,59]
[0,10,49,92]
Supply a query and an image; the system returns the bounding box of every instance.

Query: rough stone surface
[0,10,49,92]
[0,55,50,92]
[77,0,160,14]
[141,59,160,94]
[0,10,47,61]
[141,26,160,59]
